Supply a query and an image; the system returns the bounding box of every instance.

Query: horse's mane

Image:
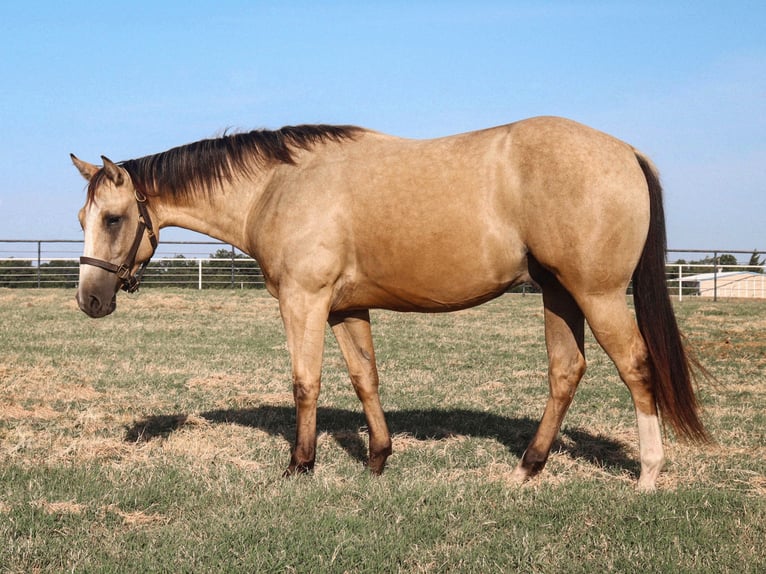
[87,124,363,202]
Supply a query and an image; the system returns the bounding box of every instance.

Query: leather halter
[79,189,158,293]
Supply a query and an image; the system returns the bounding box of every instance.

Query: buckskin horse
[72,116,707,490]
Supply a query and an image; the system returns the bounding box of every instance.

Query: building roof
[681,271,764,281]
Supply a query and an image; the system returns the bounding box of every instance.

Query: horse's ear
[100,156,124,186]
[70,154,100,181]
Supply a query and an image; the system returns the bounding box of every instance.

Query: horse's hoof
[367,458,386,476]
[367,447,392,475]
[282,461,314,477]
[509,465,530,485]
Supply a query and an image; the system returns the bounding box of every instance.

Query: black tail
[632,152,709,442]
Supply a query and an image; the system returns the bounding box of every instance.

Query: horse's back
[330,126,531,310]
[256,117,650,311]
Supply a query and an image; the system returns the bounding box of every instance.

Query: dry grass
[1,289,764,485]
[0,288,764,572]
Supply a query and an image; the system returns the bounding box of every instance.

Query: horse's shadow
[124,405,638,477]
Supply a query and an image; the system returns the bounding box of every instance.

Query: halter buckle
[116,264,131,280]
[121,274,141,293]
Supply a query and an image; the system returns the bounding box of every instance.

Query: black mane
[88,124,363,202]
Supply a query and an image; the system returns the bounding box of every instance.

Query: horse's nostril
[88,295,102,313]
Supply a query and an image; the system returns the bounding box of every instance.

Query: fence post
[678,263,683,302]
[230,245,236,288]
[37,241,42,288]
[198,259,203,290]
[713,251,718,302]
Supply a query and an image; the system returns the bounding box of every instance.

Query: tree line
[668,250,764,279]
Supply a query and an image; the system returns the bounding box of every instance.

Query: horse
[72,116,707,491]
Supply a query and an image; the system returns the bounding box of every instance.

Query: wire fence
[1,241,763,298]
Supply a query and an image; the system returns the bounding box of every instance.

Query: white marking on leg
[636,410,664,492]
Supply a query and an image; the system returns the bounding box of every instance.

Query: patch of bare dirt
[186,372,249,389]
[30,499,87,515]
[105,504,169,526]
[0,404,60,420]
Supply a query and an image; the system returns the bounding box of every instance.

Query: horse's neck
[153,176,265,252]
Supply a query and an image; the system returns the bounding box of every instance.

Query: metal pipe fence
[1,241,763,297]
[0,257,265,289]
[0,240,264,289]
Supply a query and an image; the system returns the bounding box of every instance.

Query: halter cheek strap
[79,190,158,293]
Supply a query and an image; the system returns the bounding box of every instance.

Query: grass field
[1,288,764,573]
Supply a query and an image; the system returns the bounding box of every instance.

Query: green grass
[1,289,764,572]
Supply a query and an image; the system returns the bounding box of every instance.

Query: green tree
[39,260,79,287]
[0,259,34,287]
[747,250,764,273]
[717,254,738,267]
[672,252,764,279]
[143,254,199,288]
[208,248,264,289]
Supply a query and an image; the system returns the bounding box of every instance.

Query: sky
[0,1,764,259]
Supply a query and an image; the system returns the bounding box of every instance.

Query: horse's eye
[105,215,122,227]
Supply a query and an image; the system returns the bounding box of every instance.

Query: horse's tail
[631,151,709,442]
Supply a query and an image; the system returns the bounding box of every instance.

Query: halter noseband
[79,189,158,293]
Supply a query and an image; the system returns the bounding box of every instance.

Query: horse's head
[72,155,159,318]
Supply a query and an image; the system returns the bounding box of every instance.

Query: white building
[680,271,766,299]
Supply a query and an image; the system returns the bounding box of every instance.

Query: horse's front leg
[278,289,331,476]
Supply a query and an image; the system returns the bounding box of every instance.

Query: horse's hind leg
[577,293,664,491]
[329,310,392,474]
[511,273,586,483]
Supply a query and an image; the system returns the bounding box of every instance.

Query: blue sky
[0,1,763,256]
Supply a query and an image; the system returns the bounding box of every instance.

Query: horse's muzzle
[76,290,117,318]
